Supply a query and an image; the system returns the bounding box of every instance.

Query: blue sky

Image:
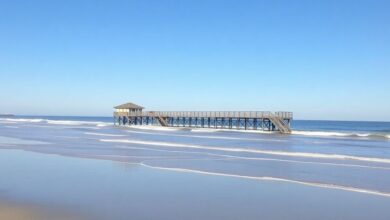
[0,0,389,121]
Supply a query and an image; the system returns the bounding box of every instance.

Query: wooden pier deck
[114,111,293,133]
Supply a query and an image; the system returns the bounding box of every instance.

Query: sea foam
[0,118,45,123]
[292,130,351,137]
[85,132,125,137]
[0,118,111,127]
[292,130,390,139]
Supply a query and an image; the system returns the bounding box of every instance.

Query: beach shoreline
[1,117,390,219]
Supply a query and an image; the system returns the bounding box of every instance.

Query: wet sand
[0,204,43,220]
[1,149,390,220]
[0,202,82,220]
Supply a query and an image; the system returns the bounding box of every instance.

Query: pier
[113,103,293,134]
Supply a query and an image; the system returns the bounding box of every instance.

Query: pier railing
[114,111,293,119]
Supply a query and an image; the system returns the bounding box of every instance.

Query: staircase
[148,112,168,127]
[155,115,168,127]
[269,114,291,134]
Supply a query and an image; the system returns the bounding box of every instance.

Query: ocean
[6,115,390,137]
[0,116,389,219]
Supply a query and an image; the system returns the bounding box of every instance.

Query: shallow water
[0,117,390,219]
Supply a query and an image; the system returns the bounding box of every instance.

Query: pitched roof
[114,102,144,109]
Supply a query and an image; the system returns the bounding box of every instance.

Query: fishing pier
[113,103,293,134]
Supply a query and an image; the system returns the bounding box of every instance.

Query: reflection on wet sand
[0,203,84,220]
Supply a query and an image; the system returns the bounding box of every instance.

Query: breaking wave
[0,118,45,123]
[0,118,111,127]
[127,125,389,139]
[292,130,390,139]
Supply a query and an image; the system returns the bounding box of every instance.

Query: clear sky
[0,0,389,121]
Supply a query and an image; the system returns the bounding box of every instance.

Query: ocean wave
[292,131,350,137]
[128,125,388,139]
[128,125,276,134]
[122,124,389,139]
[100,139,390,164]
[190,127,276,134]
[47,120,110,126]
[0,118,45,123]
[141,163,390,197]
[292,130,390,139]
[0,118,111,127]
[47,120,87,125]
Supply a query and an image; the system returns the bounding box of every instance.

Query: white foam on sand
[141,163,390,198]
[100,139,390,164]
[84,132,126,137]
